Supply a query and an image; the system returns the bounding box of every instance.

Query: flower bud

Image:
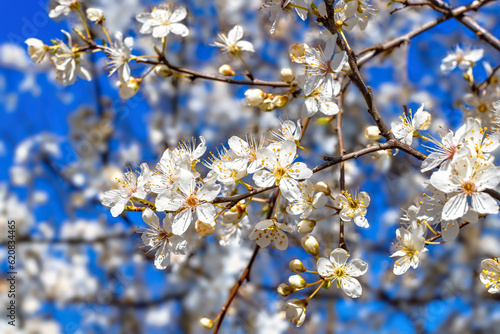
[273,95,289,109]
[297,219,316,234]
[154,64,172,78]
[277,282,295,296]
[260,98,275,112]
[289,259,306,273]
[314,182,331,196]
[282,299,308,327]
[86,8,105,23]
[195,220,216,238]
[245,88,265,106]
[301,235,319,256]
[281,68,295,83]
[418,111,432,130]
[119,77,141,99]
[25,38,47,63]
[289,274,307,289]
[199,318,213,329]
[364,125,382,141]
[322,280,332,289]
[219,64,235,76]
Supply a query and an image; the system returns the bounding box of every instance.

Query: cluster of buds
[245,88,290,112]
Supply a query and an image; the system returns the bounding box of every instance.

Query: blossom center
[461,180,476,195]
[185,194,200,208]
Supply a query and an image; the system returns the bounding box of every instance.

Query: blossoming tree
[8,0,500,331]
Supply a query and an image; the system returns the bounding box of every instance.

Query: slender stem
[100,23,113,47]
[75,7,91,39]
[234,51,254,81]
[337,92,348,251]
[289,3,318,16]
[425,221,438,235]
[306,281,324,302]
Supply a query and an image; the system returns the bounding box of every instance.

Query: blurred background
[1,0,500,333]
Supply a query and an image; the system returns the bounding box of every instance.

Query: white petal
[172,209,193,235]
[329,248,348,266]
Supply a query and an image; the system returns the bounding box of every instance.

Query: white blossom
[136,5,189,38]
[302,79,341,117]
[25,38,47,63]
[141,208,188,270]
[480,258,500,294]
[101,163,151,217]
[228,134,265,174]
[249,218,293,250]
[155,169,220,235]
[253,140,312,201]
[390,227,428,275]
[52,31,92,86]
[287,180,327,218]
[213,25,254,54]
[333,190,370,228]
[441,46,483,73]
[391,104,430,145]
[106,32,133,82]
[317,248,368,298]
[49,0,75,19]
[430,157,500,220]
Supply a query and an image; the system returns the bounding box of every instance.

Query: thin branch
[336,93,347,251]
[357,0,496,66]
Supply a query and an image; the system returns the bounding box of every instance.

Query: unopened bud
[365,126,382,141]
[314,182,331,196]
[289,274,307,289]
[418,111,432,130]
[277,282,295,296]
[281,68,294,83]
[260,98,275,112]
[322,280,332,289]
[297,219,316,234]
[289,259,306,273]
[219,64,235,76]
[245,88,265,106]
[301,235,319,256]
[273,95,289,109]
[195,220,216,237]
[86,8,104,23]
[200,318,214,329]
[155,64,172,78]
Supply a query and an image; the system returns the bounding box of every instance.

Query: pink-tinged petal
[316,257,334,277]
[172,209,193,235]
[471,192,499,215]
[196,202,216,223]
[442,193,468,220]
[253,170,276,187]
[340,276,362,298]
[329,248,348,266]
[441,220,459,242]
[346,259,368,277]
